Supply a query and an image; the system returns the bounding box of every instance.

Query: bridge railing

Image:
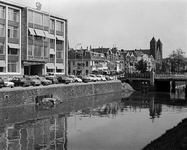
[117,73,187,79]
[119,73,151,78]
[155,74,187,78]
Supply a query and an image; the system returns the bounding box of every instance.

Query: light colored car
[87,74,98,82]
[105,75,114,81]
[69,75,82,83]
[97,75,107,81]
[88,74,100,81]
[3,78,14,88]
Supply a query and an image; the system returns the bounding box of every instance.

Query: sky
[7,0,187,58]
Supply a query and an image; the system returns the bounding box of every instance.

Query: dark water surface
[0,91,187,150]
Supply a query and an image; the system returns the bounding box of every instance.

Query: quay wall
[0,92,127,127]
[0,81,122,108]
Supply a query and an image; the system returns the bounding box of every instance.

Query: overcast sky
[8,0,187,58]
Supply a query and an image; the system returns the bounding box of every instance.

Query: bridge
[118,73,187,94]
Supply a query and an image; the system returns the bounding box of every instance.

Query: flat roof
[0,0,68,20]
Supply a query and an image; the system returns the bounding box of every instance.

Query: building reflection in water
[1,91,186,149]
[74,93,162,123]
[0,114,67,150]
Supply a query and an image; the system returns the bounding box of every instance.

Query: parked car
[87,74,98,82]
[3,78,14,88]
[77,75,91,83]
[45,75,59,84]
[105,75,114,81]
[36,76,52,86]
[69,75,82,83]
[10,77,30,87]
[88,74,100,81]
[97,75,107,81]
[57,75,73,84]
[25,76,41,86]
[0,77,4,88]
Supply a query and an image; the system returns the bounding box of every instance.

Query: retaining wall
[0,81,122,108]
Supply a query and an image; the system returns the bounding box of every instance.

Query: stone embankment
[0,80,133,108]
[121,82,134,92]
[142,118,187,150]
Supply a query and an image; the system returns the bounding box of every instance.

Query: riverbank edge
[142,118,187,150]
[0,91,130,127]
[0,80,125,108]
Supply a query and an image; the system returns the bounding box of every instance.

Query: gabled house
[120,37,162,73]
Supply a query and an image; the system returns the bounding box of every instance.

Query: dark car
[77,75,91,83]
[57,75,72,84]
[25,76,41,86]
[0,77,4,88]
[36,76,52,86]
[45,75,59,84]
[10,77,30,87]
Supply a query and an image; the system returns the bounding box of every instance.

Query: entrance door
[24,66,29,75]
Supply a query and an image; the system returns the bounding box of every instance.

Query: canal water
[0,91,187,150]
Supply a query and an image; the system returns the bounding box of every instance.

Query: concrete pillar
[150,71,155,85]
[141,81,148,93]
[171,80,176,93]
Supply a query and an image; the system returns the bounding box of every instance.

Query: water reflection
[0,91,187,150]
[0,115,67,150]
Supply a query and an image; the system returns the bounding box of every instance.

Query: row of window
[0,24,19,38]
[28,10,64,32]
[47,68,64,73]
[72,70,89,74]
[73,61,89,67]
[0,42,19,55]
[28,45,48,57]
[0,6,19,22]
[0,61,18,73]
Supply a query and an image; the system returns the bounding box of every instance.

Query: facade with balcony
[91,47,124,74]
[68,49,108,75]
[0,1,68,76]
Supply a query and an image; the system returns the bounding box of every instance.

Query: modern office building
[0,1,68,76]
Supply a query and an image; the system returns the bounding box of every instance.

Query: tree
[135,59,147,73]
[155,62,162,73]
[168,48,186,73]
[161,58,171,73]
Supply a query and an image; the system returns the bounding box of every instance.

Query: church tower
[150,37,157,59]
[157,39,163,61]
[150,37,163,63]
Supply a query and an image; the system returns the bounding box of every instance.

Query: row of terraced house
[68,37,163,75]
[0,0,68,76]
[0,1,163,77]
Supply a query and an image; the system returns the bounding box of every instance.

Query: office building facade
[0,1,68,76]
